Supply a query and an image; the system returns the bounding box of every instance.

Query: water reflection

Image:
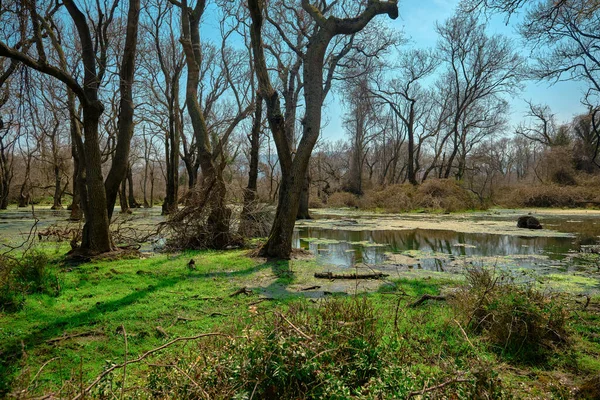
[293,216,599,273]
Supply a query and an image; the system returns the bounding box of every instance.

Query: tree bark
[103,0,141,220]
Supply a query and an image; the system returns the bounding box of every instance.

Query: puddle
[294,209,600,286]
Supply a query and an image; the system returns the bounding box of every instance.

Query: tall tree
[370,49,437,185]
[0,0,141,255]
[250,0,399,258]
[170,0,252,248]
[436,12,521,180]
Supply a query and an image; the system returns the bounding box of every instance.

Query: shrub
[144,297,381,399]
[0,251,57,312]
[453,267,568,363]
[359,184,414,212]
[327,191,359,208]
[415,179,478,212]
[498,184,599,208]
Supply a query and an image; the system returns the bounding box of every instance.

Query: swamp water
[293,210,600,287]
[1,206,599,293]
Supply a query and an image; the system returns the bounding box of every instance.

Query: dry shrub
[415,179,478,212]
[577,375,600,400]
[328,180,478,212]
[161,182,240,250]
[453,267,568,363]
[358,184,414,212]
[327,191,359,208]
[237,202,274,238]
[498,184,599,208]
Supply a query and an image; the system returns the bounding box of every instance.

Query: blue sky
[200,0,588,142]
[320,0,589,141]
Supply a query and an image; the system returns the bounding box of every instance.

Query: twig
[26,357,58,392]
[248,297,274,306]
[169,364,210,399]
[275,312,313,341]
[71,332,226,400]
[454,319,475,349]
[121,325,127,400]
[408,377,471,398]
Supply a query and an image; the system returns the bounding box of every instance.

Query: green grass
[0,248,318,395]
[1,248,600,398]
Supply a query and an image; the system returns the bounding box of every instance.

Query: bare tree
[250,0,399,258]
[0,0,141,255]
[169,0,253,248]
[370,49,437,185]
[515,101,567,147]
[436,12,522,180]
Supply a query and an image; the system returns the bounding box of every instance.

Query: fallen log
[314,272,389,280]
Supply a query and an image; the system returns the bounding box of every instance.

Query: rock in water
[517,216,542,229]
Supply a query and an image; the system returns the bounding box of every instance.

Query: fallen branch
[314,272,388,280]
[230,287,252,297]
[408,377,471,398]
[71,332,225,400]
[248,297,274,306]
[409,294,447,308]
[46,330,104,344]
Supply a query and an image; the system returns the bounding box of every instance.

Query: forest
[1,0,600,398]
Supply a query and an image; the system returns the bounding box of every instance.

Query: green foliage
[0,250,58,312]
[149,297,382,399]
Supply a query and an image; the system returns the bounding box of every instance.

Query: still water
[293,213,600,273]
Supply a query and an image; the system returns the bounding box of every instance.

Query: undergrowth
[2,248,600,399]
[0,250,58,312]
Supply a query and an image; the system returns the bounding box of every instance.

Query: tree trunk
[79,103,114,254]
[18,160,31,208]
[119,176,130,214]
[127,165,138,208]
[296,173,311,219]
[68,95,83,221]
[51,165,63,209]
[103,0,140,220]
[261,172,303,258]
[239,96,262,235]
[162,90,181,214]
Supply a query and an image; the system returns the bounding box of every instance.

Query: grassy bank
[1,247,600,398]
